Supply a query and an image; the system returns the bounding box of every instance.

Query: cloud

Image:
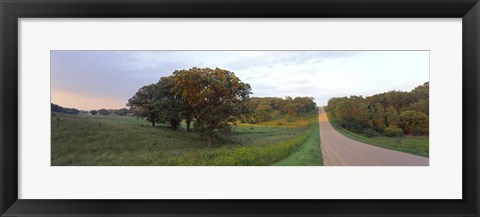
[224,51,361,71]
[51,50,428,109]
[51,51,189,101]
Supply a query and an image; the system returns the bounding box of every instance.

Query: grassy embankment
[51,111,322,166]
[325,112,429,157]
[274,117,322,166]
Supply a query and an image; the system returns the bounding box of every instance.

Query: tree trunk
[171,119,178,131]
[186,118,191,132]
[152,121,155,127]
[207,134,212,148]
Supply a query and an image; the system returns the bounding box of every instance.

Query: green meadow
[51,111,323,166]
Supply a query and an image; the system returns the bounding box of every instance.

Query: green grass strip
[274,115,323,166]
[326,112,429,157]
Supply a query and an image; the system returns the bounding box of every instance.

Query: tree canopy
[248,96,317,123]
[127,83,162,126]
[127,67,255,146]
[172,67,253,145]
[327,82,429,136]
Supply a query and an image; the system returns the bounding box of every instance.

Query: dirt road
[318,107,429,166]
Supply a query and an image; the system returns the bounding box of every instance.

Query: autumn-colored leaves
[327,82,429,137]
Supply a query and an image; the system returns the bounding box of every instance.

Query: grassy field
[326,112,429,157]
[51,111,323,166]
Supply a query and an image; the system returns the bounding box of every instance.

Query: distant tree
[172,67,253,146]
[90,110,98,115]
[127,83,161,127]
[269,97,285,110]
[254,101,273,122]
[115,108,129,116]
[293,96,317,113]
[51,103,62,112]
[51,103,80,114]
[283,97,298,122]
[98,109,110,115]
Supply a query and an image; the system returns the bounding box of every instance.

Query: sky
[51,51,429,110]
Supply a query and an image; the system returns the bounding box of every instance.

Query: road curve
[318,107,429,166]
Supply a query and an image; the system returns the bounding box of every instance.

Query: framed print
[1,0,479,216]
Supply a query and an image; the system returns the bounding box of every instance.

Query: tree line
[249,96,317,123]
[51,103,80,114]
[90,108,130,116]
[127,67,317,146]
[51,103,132,116]
[327,82,429,137]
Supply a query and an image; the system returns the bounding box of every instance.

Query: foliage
[51,103,80,114]
[363,128,379,138]
[115,108,129,116]
[98,109,110,115]
[127,83,161,126]
[384,106,399,127]
[249,96,317,123]
[383,126,404,137]
[172,67,253,146]
[253,100,273,122]
[399,110,429,135]
[327,82,429,136]
[155,76,186,131]
[369,103,385,129]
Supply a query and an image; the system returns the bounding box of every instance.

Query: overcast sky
[51,51,429,110]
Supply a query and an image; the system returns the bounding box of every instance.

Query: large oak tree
[172,67,253,146]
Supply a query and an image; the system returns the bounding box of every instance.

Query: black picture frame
[1,0,479,216]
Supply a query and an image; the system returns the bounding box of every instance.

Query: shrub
[363,128,378,137]
[383,126,404,137]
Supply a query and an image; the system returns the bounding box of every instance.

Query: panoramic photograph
[51,51,429,166]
